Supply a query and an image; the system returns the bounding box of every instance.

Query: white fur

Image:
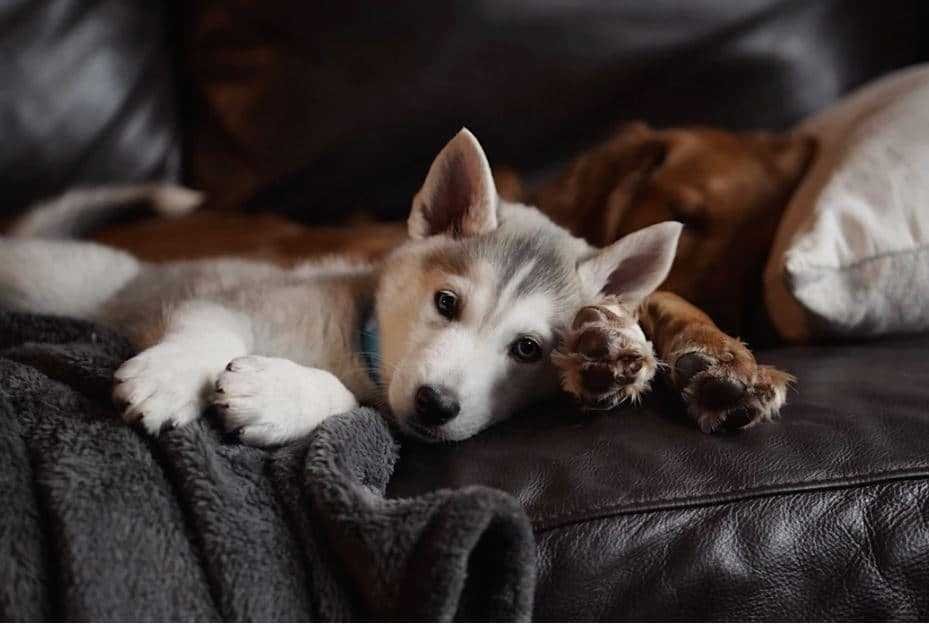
[384,263,561,441]
[0,238,139,318]
[113,301,251,433]
[10,184,203,238]
[215,356,359,445]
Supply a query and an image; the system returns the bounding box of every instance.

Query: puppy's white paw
[213,356,358,446]
[113,342,218,434]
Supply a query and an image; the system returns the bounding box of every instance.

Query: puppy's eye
[510,337,543,363]
[434,290,458,319]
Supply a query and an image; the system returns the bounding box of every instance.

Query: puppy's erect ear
[578,221,683,304]
[408,128,499,239]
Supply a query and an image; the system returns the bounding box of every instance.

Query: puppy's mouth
[404,421,452,443]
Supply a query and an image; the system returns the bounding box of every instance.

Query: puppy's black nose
[414,385,460,426]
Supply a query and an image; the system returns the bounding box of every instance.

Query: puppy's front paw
[113,343,215,434]
[554,298,658,411]
[673,341,794,433]
[214,356,357,446]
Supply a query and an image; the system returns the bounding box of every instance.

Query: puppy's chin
[399,419,456,444]
[392,409,485,444]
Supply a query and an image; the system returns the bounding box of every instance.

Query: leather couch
[3,1,928,619]
[391,335,929,619]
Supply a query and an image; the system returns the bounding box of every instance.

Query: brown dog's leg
[555,291,793,431]
[639,291,794,432]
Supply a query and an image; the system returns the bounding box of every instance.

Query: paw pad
[675,349,792,433]
[576,328,610,358]
[698,377,746,410]
[554,301,658,410]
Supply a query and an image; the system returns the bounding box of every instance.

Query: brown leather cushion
[388,334,929,619]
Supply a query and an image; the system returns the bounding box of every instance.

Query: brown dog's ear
[533,123,668,246]
[744,131,817,186]
[609,120,653,139]
[596,137,668,245]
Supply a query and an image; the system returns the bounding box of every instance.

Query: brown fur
[91,211,406,265]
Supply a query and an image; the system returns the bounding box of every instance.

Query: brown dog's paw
[673,344,794,433]
[553,298,658,411]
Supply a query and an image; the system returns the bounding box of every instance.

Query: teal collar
[359,307,380,386]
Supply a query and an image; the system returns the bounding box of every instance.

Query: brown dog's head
[527,122,815,332]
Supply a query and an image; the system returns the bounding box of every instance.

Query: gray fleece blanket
[0,311,536,621]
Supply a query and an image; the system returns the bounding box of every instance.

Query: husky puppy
[0,129,680,444]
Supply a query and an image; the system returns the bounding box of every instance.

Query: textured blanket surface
[0,311,536,621]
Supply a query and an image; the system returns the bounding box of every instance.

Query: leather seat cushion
[389,334,929,619]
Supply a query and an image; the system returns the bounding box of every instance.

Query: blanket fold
[0,311,536,621]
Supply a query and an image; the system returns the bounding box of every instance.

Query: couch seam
[530,466,929,533]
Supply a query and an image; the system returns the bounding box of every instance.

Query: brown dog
[528,122,814,431]
[527,122,815,334]
[90,122,814,432]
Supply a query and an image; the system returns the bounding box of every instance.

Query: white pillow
[764,64,929,341]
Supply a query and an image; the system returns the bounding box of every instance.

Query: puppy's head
[376,129,680,442]
[534,122,816,331]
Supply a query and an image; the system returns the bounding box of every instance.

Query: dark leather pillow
[0,0,180,214]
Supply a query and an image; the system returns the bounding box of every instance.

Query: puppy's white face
[378,240,570,441]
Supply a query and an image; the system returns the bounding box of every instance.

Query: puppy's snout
[414,385,460,426]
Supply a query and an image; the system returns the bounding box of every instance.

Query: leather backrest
[182,0,926,220]
[0,0,181,213]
